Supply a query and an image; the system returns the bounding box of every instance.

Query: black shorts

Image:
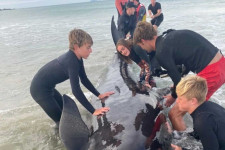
[151,14,164,27]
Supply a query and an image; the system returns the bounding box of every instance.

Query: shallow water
[0,0,225,149]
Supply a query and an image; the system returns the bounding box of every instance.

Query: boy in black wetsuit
[171,75,225,150]
[133,21,225,131]
[30,29,114,126]
[148,0,163,30]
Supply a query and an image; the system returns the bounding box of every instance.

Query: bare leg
[145,113,166,149]
[153,25,158,31]
[168,103,187,131]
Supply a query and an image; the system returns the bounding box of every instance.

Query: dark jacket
[118,9,137,38]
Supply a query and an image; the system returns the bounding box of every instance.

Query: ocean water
[0,0,225,149]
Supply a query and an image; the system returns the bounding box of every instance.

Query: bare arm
[153,9,162,18]
[148,10,154,18]
[138,60,151,88]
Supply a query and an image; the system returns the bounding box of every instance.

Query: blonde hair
[133,21,157,44]
[176,75,207,103]
[69,29,93,50]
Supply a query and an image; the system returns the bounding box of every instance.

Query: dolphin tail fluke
[59,94,89,150]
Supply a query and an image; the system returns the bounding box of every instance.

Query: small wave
[0,104,38,114]
[0,26,9,30]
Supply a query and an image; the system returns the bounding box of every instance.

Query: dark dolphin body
[59,54,174,150]
[88,102,125,150]
[59,17,172,150]
[111,16,123,45]
[58,17,202,150]
[58,56,203,149]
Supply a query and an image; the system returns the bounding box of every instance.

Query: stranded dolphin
[59,92,171,150]
[58,19,201,149]
[58,57,202,150]
[58,55,174,150]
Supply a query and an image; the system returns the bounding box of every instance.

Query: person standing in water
[148,0,163,30]
[30,29,114,126]
[133,21,225,131]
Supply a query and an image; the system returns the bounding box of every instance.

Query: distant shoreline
[0,8,14,11]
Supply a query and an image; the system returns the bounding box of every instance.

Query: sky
[0,0,90,9]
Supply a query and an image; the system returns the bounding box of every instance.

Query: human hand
[145,137,153,149]
[164,94,176,107]
[93,107,110,116]
[98,91,114,100]
[171,144,182,150]
[145,83,152,89]
[165,121,173,133]
[156,103,163,110]
[150,15,155,19]
[125,34,131,40]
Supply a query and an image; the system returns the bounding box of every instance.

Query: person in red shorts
[133,21,225,131]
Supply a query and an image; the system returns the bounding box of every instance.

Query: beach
[0,0,225,149]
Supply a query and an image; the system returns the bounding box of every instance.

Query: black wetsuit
[130,46,147,65]
[148,2,164,27]
[155,29,219,98]
[133,45,150,64]
[133,45,162,73]
[118,9,137,38]
[191,101,225,150]
[30,50,100,123]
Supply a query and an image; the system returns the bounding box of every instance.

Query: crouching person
[171,75,225,150]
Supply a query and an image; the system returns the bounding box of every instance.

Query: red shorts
[197,56,225,100]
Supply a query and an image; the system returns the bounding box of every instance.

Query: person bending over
[171,75,225,150]
[116,39,156,88]
[133,21,225,131]
[30,29,114,126]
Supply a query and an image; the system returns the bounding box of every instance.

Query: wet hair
[69,29,93,50]
[133,21,157,45]
[176,75,207,103]
[116,39,133,64]
[126,2,136,9]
